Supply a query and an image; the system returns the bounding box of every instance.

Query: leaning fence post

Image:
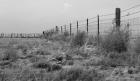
[70,23,72,35]
[87,18,89,34]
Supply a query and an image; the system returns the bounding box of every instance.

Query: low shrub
[87,35,98,46]
[78,69,104,81]
[54,67,104,81]
[71,31,87,47]
[65,54,73,60]
[126,52,140,66]
[16,43,33,55]
[51,64,62,71]
[32,61,62,72]
[98,52,139,68]
[0,66,104,81]
[64,60,74,65]
[134,37,140,54]
[2,48,19,61]
[16,68,37,81]
[0,71,12,81]
[49,31,70,42]
[43,29,57,39]
[83,56,102,66]
[8,40,18,46]
[63,31,70,37]
[67,48,89,58]
[100,29,129,53]
[16,44,28,50]
[54,54,64,62]
[29,56,40,63]
[35,49,51,55]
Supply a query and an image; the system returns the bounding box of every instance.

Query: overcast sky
[0,0,140,33]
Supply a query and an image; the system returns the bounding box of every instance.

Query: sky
[0,0,140,33]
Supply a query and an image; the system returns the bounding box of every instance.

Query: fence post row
[115,8,121,30]
[77,21,79,34]
[0,8,126,39]
[0,33,42,38]
[87,18,89,34]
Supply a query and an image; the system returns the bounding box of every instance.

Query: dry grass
[0,29,140,81]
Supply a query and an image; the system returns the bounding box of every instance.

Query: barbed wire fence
[0,33,42,38]
[55,4,140,40]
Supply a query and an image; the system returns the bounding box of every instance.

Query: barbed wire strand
[122,4,140,12]
[121,10,140,17]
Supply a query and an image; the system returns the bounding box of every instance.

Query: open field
[0,30,140,81]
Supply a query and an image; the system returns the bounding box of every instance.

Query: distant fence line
[52,5,140,39]
[0,33,42,38]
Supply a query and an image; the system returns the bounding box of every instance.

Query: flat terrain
[0,36,140,81]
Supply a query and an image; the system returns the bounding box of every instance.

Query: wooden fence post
[20,33,22,38]
[11,33,13,38]
[70,23,72,35]
[87,18,89,34]
[34,33,35,38]
[1,33,3,38]
[61,26,63,33]
[77,21,79,34]
[56,26,59,32]
[65,25,66,32]
[97,15,100,45]
[115,8,121,30]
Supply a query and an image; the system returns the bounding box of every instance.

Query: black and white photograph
[0,0,140,81]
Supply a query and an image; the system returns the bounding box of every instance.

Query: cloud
[60,2,72,14]
[64,2,72,8]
